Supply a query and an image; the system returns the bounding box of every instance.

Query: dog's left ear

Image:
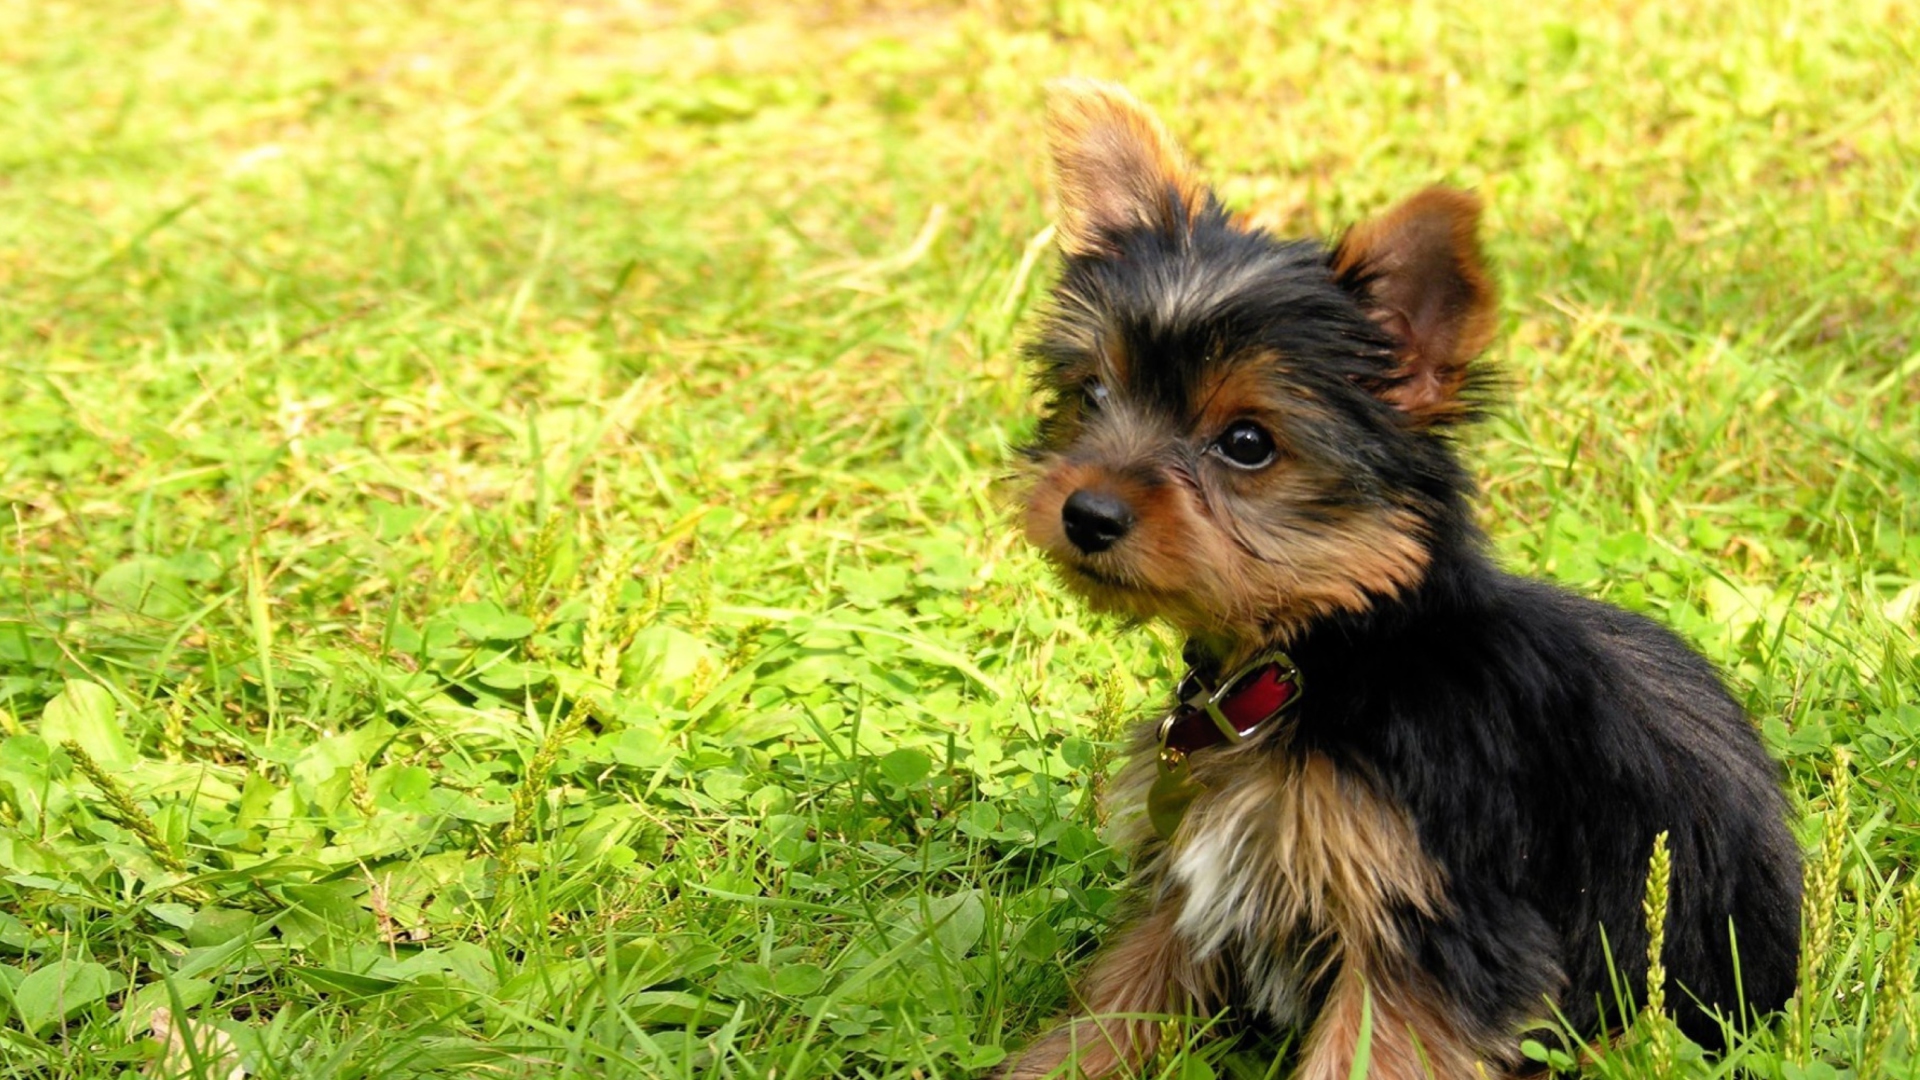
[1045,79,1208,257]
[1334,188,1497,423]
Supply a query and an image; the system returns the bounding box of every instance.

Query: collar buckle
[1190,650,1299,744]
[1147,649,1303,840]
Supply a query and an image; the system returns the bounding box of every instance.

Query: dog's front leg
[1001,906,1203,1079]
[1290,966,1507,1080]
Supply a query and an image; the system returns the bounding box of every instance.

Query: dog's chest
[1160,751,1440,1024]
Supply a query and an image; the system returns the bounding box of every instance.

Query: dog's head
[1019,80,1499,652]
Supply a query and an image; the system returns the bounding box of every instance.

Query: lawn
[0,0,1916,1077]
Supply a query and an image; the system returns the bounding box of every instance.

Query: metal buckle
[1155,712,1187,768]
[1193,650,1298,744]
[1148,649,1302,841]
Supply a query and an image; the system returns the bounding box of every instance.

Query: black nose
[1061,489,1135,554]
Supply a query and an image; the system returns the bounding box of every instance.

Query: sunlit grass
[0,0,1915,1076]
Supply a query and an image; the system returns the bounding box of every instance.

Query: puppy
[1006,80,1801,1079]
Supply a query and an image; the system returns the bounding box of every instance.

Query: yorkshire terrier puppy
[1008,80,1801,1079]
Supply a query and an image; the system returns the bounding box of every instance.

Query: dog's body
[1009,82,1801,1079]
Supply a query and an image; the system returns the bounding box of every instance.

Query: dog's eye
[1081,380,1110,411]
[1211,421,1277,469]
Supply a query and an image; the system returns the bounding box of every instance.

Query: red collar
[1147,652,1302,839]
[1156,654,1302,763]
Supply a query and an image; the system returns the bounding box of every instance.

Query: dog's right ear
[1045,80,1207,257]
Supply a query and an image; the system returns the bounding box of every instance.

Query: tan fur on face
[1210,501,1432,651]
[1189,355,1434,647]
[1023,456,1242,628]
[1021,442,1432,652]
[1046,79,1208,258]
[1193,360,1288,437]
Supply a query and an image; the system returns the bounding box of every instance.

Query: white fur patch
[1161,752,1443,1027]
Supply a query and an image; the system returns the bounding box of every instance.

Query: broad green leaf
[185,908,260,950]
[771,963,826,997]
[878,747,931,788]
[1015,919,1058,962]
[449,602,536,642]
[122,977,216,1034]
[374,765,434,807]
[0,913,38,952]
[285,966,406,998]
[145,903,196,930]
[94,556,195,619]
[1059,736,1095,770]
[840,564,910,606]
[720,962,774,998]
[41,680,133,769]
[923,890,985,959]
[475,659,551,689]
[626,990,729,1026]
[13,959,120,1033]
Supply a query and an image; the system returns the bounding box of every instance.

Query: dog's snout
[1061,489,1135,554]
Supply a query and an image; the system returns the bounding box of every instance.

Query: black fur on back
[1024,202,1801,1051]
[1288,522,1802,1045]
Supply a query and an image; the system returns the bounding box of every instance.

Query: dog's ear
[1045,79,1207,257]
[1334,188,1497,424]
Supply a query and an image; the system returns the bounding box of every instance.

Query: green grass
[0,0,1915,1076]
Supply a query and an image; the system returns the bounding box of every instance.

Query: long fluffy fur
[1008,81,1801,1078]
